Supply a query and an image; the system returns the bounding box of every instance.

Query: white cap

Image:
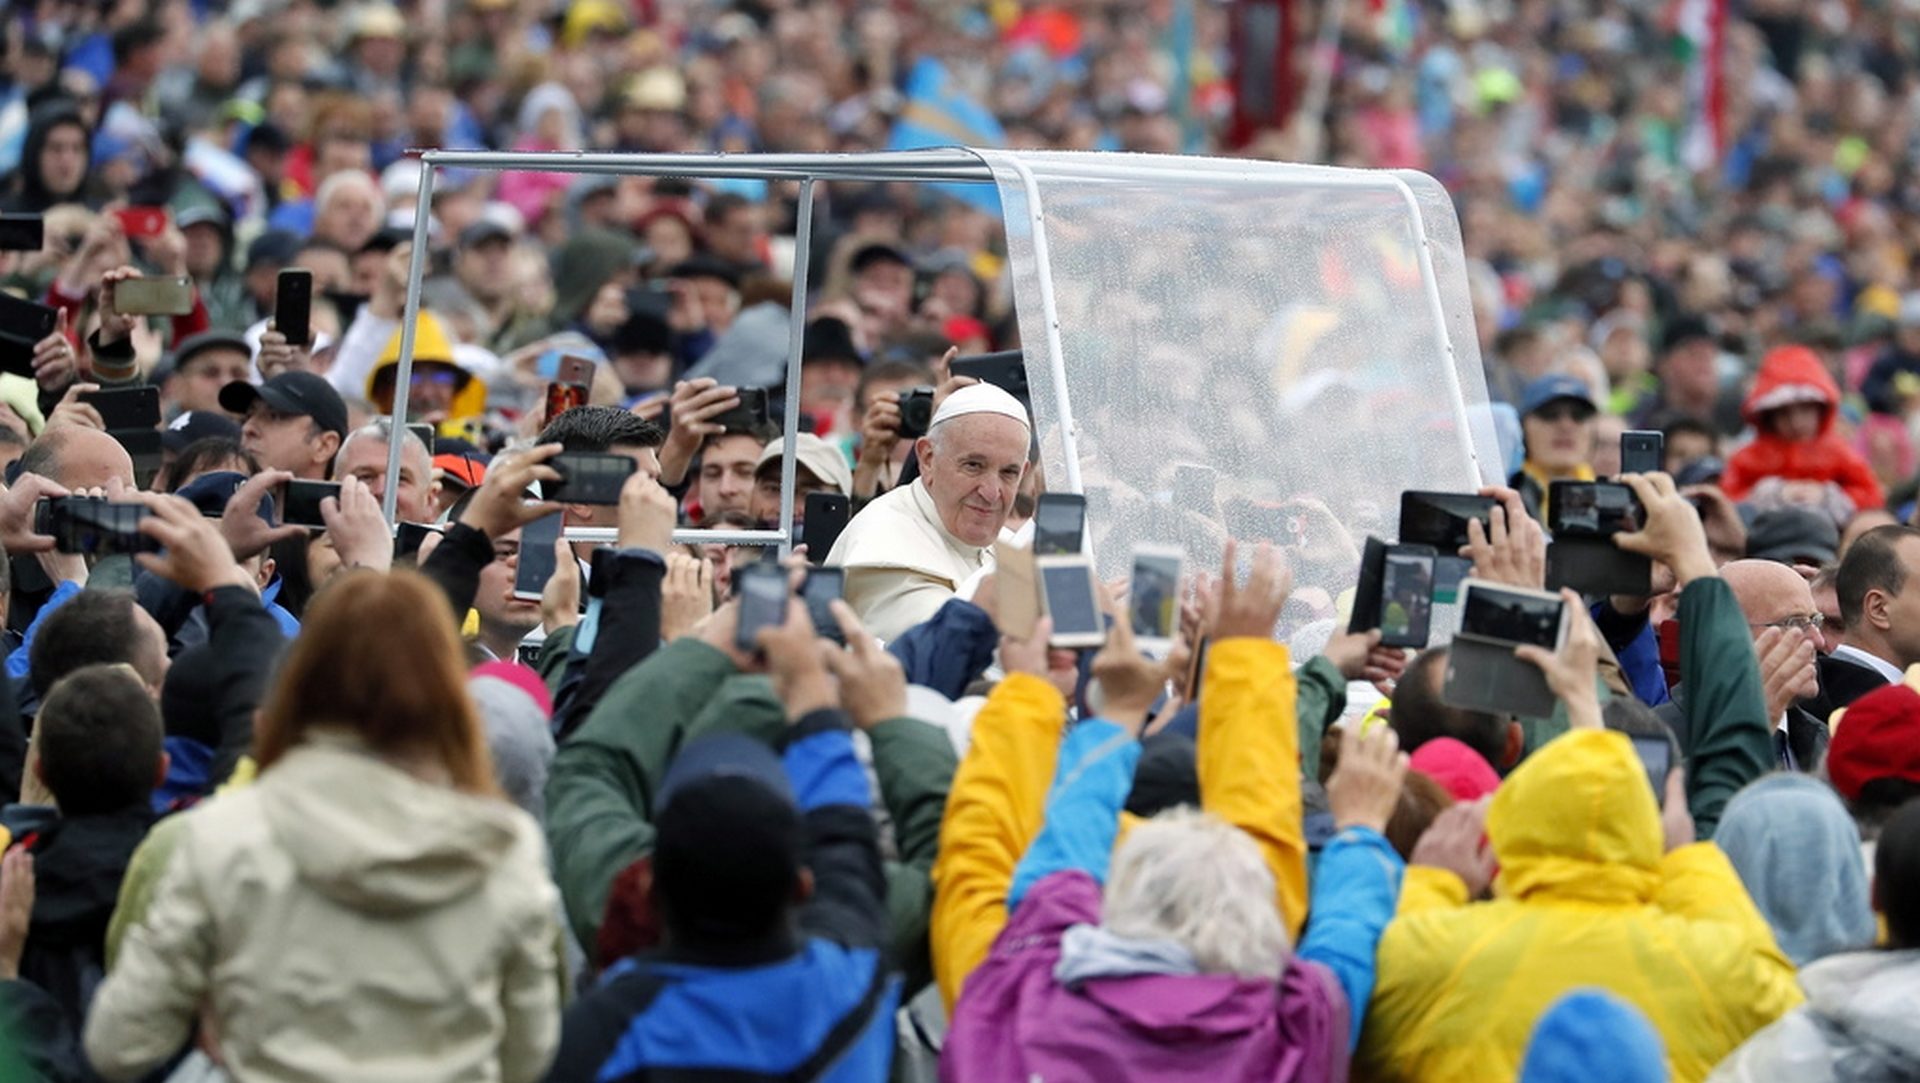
[930,383,1030,432]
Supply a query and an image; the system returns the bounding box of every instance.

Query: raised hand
[1411,799,1497,898]
[824,600,908,729]
[1208,539,1293,641]
[1513,590,1604,729]
[1464,486,1545,590]
[1326,725,1410,834]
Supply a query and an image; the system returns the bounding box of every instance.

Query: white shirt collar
[1832,643,1904,685]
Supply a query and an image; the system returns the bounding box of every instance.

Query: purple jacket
[941,870,1349,1083]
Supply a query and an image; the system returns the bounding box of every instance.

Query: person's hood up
[1741,345,1839,431]
[257,730,523,914]
[1519,989,1668,1083]
[1796,949,1920,1074]
[549,227,636,326]
[8,103,89,211]
[1488,730,1662,904]
[367,311,487,423]
[1715,774,1874,966]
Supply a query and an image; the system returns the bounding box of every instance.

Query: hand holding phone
[1510,589,1605,730]
[1033,492,1087,555]
[275,269,313,347]
[1620,430,1664,476]
[1127,546,1182,654]
[546,452,636,505]
[114,276,195,316]
[734,561,792,653]
[1443,579,1570,719]
[513,511,566,601]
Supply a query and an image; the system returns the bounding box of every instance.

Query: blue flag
[889,57,1004,213]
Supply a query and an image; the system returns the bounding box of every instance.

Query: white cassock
[825,478,993,643]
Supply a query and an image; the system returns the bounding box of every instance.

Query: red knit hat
[1410,737,1503,802]
[1826,680,1920,801]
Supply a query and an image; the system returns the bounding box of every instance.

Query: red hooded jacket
[1722,346,1884,511]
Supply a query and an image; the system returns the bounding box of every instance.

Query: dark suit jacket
[1810,651,1893,718]
[1655,682,1829,775]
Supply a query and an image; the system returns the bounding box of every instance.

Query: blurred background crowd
[2,0,1920,534]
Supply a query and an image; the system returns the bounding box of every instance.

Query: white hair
[315,169,381,215]
[335,418,432,475]
[1101,807,1290,980]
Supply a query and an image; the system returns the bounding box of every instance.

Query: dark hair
[537,405,666,452]
[0,428,27,450]
[1852,778,1920,840]
[1661,416,1715,445]
[111,19,164,66]
[29,590,152,699]
[1837,525,1919,629]
[37,664,162,815]
[165,437,258,493]
[1317,732,1454,860]
[854,358,935,412]
[699,422,777,453]
[17,428,72,484]
[704,192,750,226]
[1880,798,1920,949]
[1390,646,1509,768]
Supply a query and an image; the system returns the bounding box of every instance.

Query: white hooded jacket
[1709,949,1920,1083]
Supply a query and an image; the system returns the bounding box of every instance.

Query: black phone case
[1546,538,1653,597]
[1348,536,1388,635]
[1398,491,1497,551]
[81,388,161,431]
[801,492,851,565]
[276,271,313,346]
[1443,634,1559,719]
[950,350,1030,400]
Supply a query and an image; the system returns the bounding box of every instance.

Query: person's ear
[314,430,341,464]
[1502,720,1525,772]
[154,749,170,789]
[914,437,934,477]
[792,865,815,905]
[257,556,277,589]
[1867,588,1893,632]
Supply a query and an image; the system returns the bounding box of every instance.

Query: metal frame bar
[386,148,1481,543]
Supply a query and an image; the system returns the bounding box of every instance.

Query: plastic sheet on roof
[981,151,1502,620]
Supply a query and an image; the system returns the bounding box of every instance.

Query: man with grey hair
[333,419,435,523]
[826,383,1030,641]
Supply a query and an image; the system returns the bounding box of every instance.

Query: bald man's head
[1720,559,1819,638]
[17,427,137,491]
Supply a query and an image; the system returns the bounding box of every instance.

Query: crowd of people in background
[2,0,1920,1080]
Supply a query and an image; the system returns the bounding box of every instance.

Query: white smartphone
[1037,554,1106,649]
[1128,545,1182,656]
[1456,578,1570,650]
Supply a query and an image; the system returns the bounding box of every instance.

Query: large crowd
[4,0,1920,1081]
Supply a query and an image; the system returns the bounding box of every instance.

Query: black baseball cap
[161,409,243,453]
[219,372,349,438]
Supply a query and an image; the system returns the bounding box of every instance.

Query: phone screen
[547,452,635,505]
[735,564,790,652]
[1630,735,1672,804]
[1379,548,1435,648]
[1033,494,1086,555]
[803,568,845,642]
[1042,562,1102,637]
[1399,491,1496,550]
[1550,481,1642,537]
[513,512,564,600]
[282,480,340,529]
[1461,584,1565,648]
[1129,551,1180,640]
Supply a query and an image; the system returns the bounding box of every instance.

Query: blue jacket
[543,713,900,1083]
[1005,717,1404,1052]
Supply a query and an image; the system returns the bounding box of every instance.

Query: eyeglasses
[1749,615,1822,633]
[1531,402,1595,423]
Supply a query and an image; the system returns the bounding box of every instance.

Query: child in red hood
[1722,345,1885,513]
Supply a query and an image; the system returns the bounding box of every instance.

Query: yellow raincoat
[929,638,1310,1011]
[1357,729,1801,1083]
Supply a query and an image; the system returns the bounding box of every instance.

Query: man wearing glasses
[1718,559,1831,772]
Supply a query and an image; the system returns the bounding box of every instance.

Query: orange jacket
[1723,346,1884,510]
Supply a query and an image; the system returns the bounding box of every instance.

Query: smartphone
[394,521,442,562]
[1458,579,1570,649]
[1349,537,1437,648]
[44,498,160,556]
[113,275,195,316]
[1128,545,1182,654]
[1620,430,1664,477]
[801,491,851,564]
[710,386,770,433]
[1444,579,1570,719]
[734,561,791,653]
[282,480,341,529]
[546,452,636,505]
[114,206,169,239]
[275,268,313,347]
[0,213,44,252]
[949,350,1030,402]
[803,567,845,643]
[1172,462,1217,510]
[995,539,1040,639]
[512,511,564,601]
[1547,480,1643,538]
[0,292,58,348]
[1033,492,1087,555]
[1630,734,1672,806]
[406,422,435,456]
[1398,490,1497,551]
[1038,554,1105,649]
[544,353,594,421]
[79,386,161,431]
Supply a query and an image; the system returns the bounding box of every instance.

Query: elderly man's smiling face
[916,413,1030,547]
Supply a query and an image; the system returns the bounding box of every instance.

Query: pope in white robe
[826,384,1032,642]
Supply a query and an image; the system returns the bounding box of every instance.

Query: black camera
[897,386,936,440]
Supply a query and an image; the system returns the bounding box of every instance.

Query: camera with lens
[897,386,936,440]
